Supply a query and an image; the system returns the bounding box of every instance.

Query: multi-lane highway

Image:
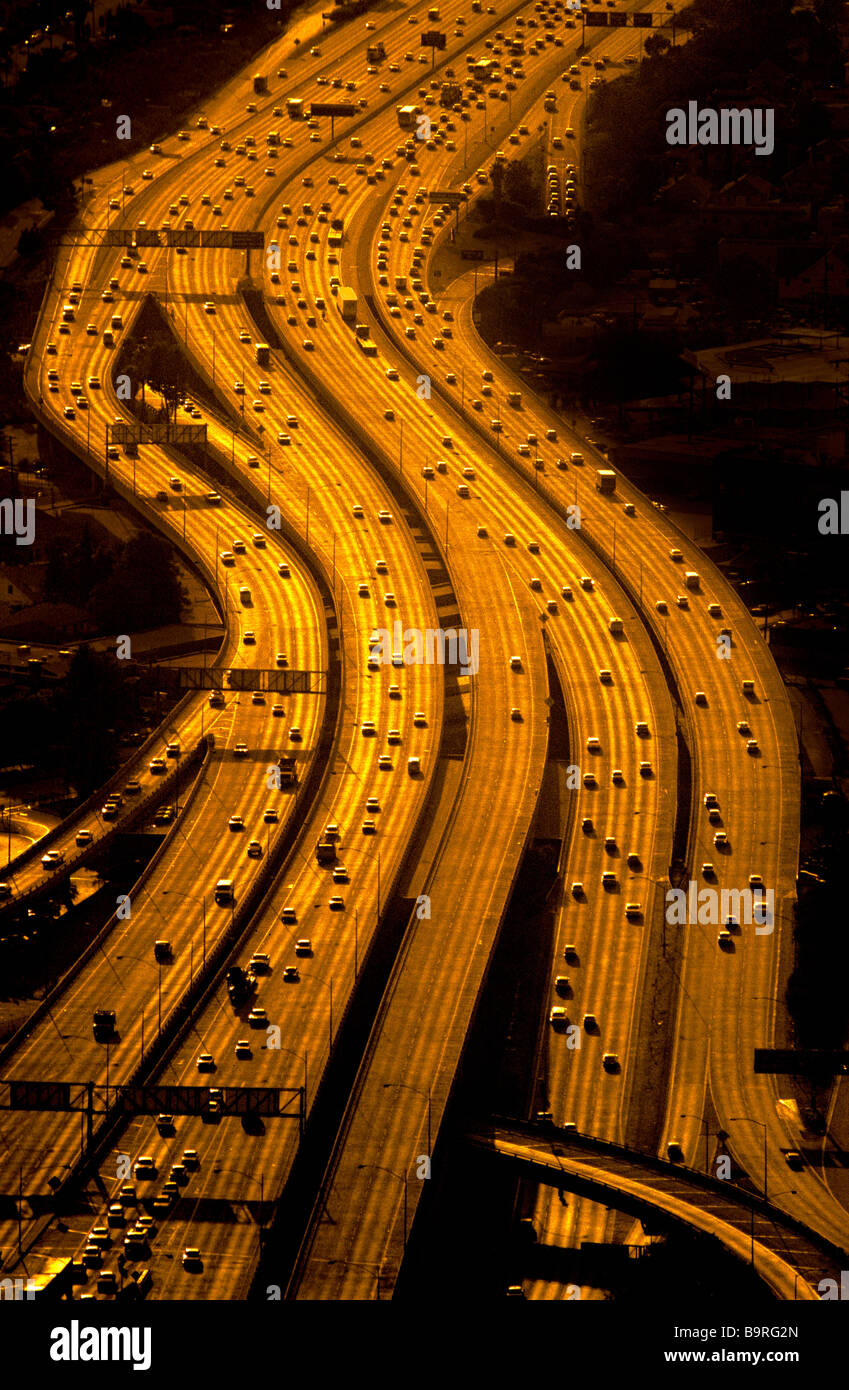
[2,0,843,1305]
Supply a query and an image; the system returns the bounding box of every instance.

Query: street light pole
[358,1163,407,1250]
[680,1112,710,1174]
[729,1115,768,1202]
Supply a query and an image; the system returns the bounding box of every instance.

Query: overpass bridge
[468,1118,849,1300]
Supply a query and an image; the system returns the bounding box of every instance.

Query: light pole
[383,1080,431,1153]
[2,803,29,867]
[357,1162,407,1250]
[315,1257,385,1298]
[114,951,162,1033]
[211,1165,266,1238]
[300,971,333,1052]
[679,1112,711,1174]
[278,1045,308,1119]
[729,1115,768,1203]
[161,887,207,966]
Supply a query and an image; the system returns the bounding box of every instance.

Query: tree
[643,34,670,59]
[57,645,124,792]
[504,158,537,209]
[145,338,193,425]
[90,532,186,632]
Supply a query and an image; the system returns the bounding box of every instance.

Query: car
[41,849,64,870]
[625,902,642,920]
[378,510,392,523]
[235,1038,252,1058]
[329,895,345,910]
[785,1151,804,1171]
[197,1053,215,1071]
[157,1114,174,1132]
[289,727,301,741]
[76,829,93,847]
[718,930,733,949]
[182,1248,202,1269]
[702,862,715,878]
[248,1007,268,1027]
[602,1053,619,1072]
[134,1156,157,1179]
[243,631,256,644]
[695,691,708,706]
[228,815,244,831]
[714,831,728,848]
[549,1007,568,1029]
[247,840,263,858]
[639,762,652,777]
[747,739,760,754]
[234,742,248,758]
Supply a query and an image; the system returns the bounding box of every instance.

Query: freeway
[5,0,472,1297]
[276,2,688,1297]
[8,0,838,1305]
[380,21,846,1289]
[469,1119,843,1299]
[284,0,846,1297]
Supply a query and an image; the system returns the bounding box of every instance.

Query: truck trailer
[338,287,358,323]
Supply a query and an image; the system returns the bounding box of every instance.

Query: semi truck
[255,342,270,366]
[286,97,306,118]
[596,469,616,493]
[338,287,358,323]
[253,73,267,94]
